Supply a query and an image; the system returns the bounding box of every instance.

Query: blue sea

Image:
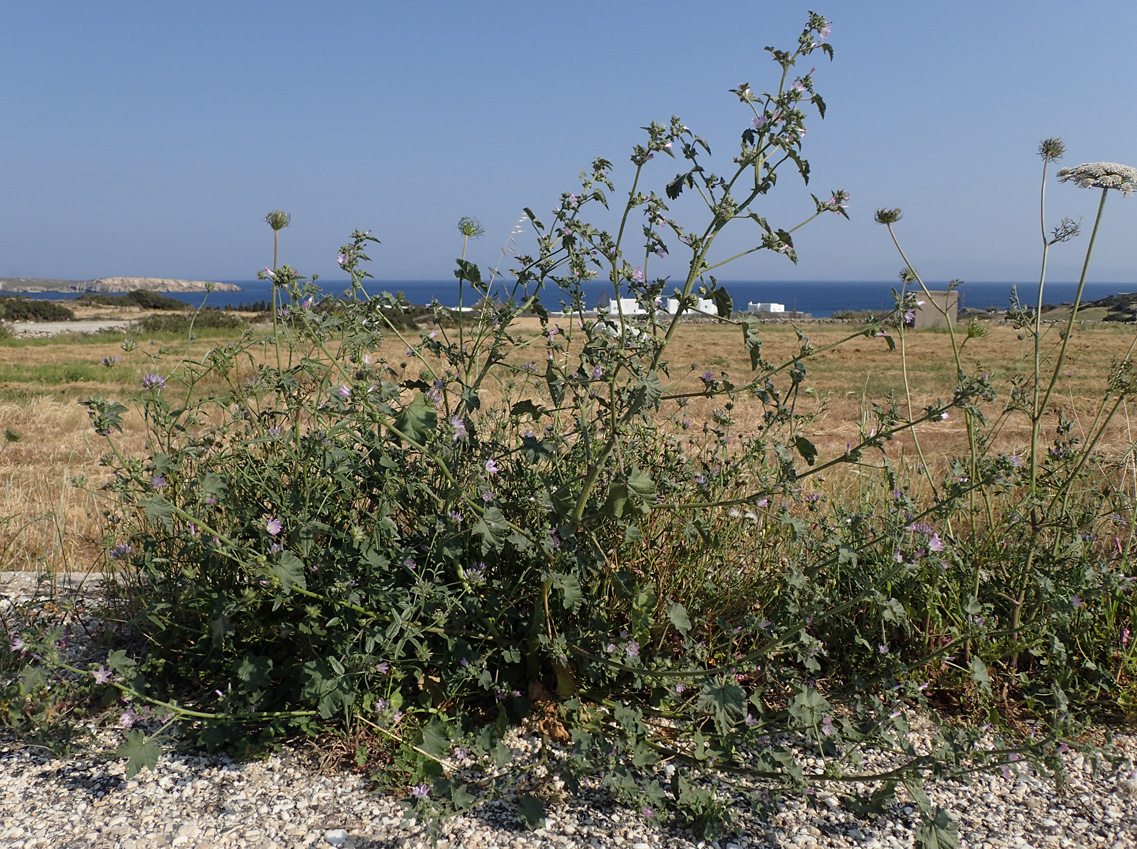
[15,279,1134,319]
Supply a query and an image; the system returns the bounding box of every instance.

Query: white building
[665,297,718,316]
[607,298,648,317]
[747,301,785,313]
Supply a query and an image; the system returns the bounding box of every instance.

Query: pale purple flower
[141,373,166,390]
[120,708,139,729]
[642,806,654,818]
[625,640,640,658]
[93,666,112,685]
[151,474,167,490]
[879,644,890,655]
[337,384,351,399]
[110,543,132,560]
[821,715,834,736]
[100,355,120,368]
[451,415,467,441]
[403,556,417,570]
[337,253,348,268]
[632,267,645,283]
[927,533,944,553]
[411,784,431,799]
[376,661,390,674]
[1071,595,1084,609]
[1122,628,1131,647]
[9,635,25,653]
[266,518,282,536]
[590,365,603,379]
[485,458,499,475]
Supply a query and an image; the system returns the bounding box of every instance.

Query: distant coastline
[0,277,239,293]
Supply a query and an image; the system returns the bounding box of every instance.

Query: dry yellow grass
[3,312,1135,572]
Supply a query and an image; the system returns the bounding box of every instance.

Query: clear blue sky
[2,1,1134,285]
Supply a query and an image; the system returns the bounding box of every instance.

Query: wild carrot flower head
[1057,162,1137,196]
[1038,138,1066,161]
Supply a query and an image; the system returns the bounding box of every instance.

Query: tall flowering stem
[1038,163,1137,422]
[1029,139,1073,513]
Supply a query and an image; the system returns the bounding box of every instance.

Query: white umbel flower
[1057,162,1137,196]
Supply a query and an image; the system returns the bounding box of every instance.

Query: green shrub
[133,311,244,333]
[76,290,189,310]
[0,296,75,322]
[7,17,1134,842]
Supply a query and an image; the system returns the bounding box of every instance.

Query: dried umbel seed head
[1038,138,1066,161]
[874,208,903,225]
[1057,162,1137,196]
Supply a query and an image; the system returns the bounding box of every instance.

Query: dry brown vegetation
[3,308,1136,573]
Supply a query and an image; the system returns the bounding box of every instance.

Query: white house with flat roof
[746,301,785,313]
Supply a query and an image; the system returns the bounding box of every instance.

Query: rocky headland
[0,276,239,293]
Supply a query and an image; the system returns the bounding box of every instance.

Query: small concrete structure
[746,301,786,313]
[608,298,648,317]
[665,297,718,316]
[910,290,959,330]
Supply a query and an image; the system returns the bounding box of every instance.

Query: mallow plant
[6,15,1122,847]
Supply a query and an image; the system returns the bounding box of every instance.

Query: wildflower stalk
[1036,185,1109,418]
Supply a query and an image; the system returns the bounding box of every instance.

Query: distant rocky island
[0,277,239,293]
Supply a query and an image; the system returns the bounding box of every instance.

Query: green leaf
[626,466,657,501]
[268,551,307,593]
[419,719,450,758]
[140,494,174,531]
[510,399,544,420]
[522,207,544,230]
[392,393,437,445]
[454,258,483,287]
[667,602,692,635]
[517,794,546,830]
[712,287,733,318]
[237,654,274,690]
[970,657,992,695]
[794,436,818,466]
[473,506,509,553]
[460,385,480,412]
[628,371,662,415]
[545,362,565,406]
[200,472,228,502]
[741,319,763,370]
[631,585,657,636]
[551,572,583,612]
[915,808,959,849]
[697,675,746,733]
[116,730,161,779]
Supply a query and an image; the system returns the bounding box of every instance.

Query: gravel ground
[4,319,136,337]
[3,571,1136,849]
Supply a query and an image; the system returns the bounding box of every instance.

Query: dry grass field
[3,305,1136,574]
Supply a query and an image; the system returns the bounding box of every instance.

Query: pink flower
[485,458,499,475]
[927,533,944,553]
[266,518,282,536]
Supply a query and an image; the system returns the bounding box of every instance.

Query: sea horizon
[10,279,1134,319]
